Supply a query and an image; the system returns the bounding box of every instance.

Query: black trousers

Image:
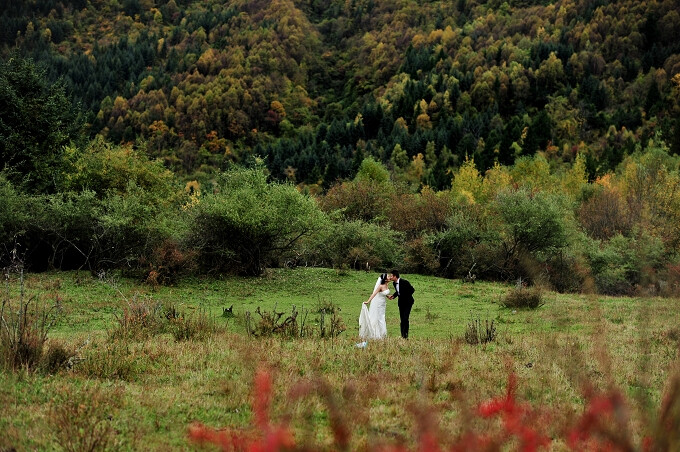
[399,302,413,338]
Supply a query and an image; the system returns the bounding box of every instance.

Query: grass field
[1,267,679,450]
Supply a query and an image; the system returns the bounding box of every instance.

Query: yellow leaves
[416,113,432,129]
[536,52,565,88]
[270,100,286,119]
[441,25,456,49]
[595,173,613,189]
[112,96,128,118]
[510,154,552,192]
[408,153,426,182]
[451,156,483,204]
[183,181,201,211]
[428,29,443,44]
[394,117,408,132]
[483,162,512,200]
[561,153,588,199]
[672,73,680,89]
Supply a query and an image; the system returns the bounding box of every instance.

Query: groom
[388,270,415,339]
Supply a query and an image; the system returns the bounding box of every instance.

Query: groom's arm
[403,280,415,297]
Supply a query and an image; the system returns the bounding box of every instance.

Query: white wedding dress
[359,288,389,340]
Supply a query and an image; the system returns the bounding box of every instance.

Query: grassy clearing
[1,268,679,450]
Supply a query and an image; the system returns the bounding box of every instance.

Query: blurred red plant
[187,369,680,452]
[188,368,295,451]
[475,373,551,452]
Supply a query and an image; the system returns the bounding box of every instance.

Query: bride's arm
[365,286,381,304]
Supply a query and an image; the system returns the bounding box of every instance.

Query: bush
[245,306,302,338]
[0,175,31,262]
[109,295,164,341]
[187,166,325,275]
[244,304,345,339]
[493,188,572,279]
[501,285,545,309]
[427,205,500,279]
[578,186,633,240]
[387,187,451,239]
[318,179,391,223]
[144,238,197,287]
[50,384,120,452]
[73,340,140,380]
[168,308,221,342]
[584,232,664,295]
[32,185,175,273]
[40,340,74,374]
[403,236,440,274]
[300,218,404,270]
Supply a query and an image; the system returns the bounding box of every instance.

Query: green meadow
[2,268,680,450]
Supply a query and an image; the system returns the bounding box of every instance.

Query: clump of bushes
[167,308,220,342]
[186,166,325,276]
[110,295,222,342]
[73,341,140,381]
[110,295,164,340]
[501,285,545,309]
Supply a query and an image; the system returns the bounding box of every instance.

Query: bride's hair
[380,273,388,284]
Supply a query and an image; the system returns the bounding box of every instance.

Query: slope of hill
[2,0,680,185]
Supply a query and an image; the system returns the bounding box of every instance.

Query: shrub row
[3,140,680,296]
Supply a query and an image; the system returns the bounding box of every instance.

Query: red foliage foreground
[188,369,680,452]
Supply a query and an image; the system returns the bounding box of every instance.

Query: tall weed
[1,260,60,371]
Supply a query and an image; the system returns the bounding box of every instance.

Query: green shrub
[187,166,325,275]
[33,185,174,273]
[300,217,404,270]
[495,188,571,255]
[427,205,500,279]
[62,137,176,203]
[584,232,664,295]
[0,175,31,260]
[493,188,572,279]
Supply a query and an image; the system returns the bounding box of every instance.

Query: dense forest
[2,0,680,185]
[2,0,680,296]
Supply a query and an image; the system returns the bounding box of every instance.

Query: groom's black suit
[393,278,415,338]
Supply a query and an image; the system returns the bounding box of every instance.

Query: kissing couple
[358,270,415,345]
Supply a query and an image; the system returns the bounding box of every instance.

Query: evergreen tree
[0,54,83,193]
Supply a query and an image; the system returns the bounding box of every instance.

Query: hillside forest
[2,0,680,295]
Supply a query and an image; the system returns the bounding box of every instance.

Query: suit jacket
[394,278,415,305]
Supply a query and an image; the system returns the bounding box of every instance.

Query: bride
[358,273,390,342]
